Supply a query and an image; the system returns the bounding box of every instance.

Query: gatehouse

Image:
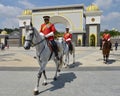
[18,4,102,46]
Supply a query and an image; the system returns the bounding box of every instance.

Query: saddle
[46,40,60,60]
[47,41,59,52]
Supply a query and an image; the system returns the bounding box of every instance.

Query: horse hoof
[65,65,69,68]
[42,82,48,86]
[65,66,67,68]
[33,56,37,59]
[57,69,61,72]
[104,62,108,64]
[73,62,75,64]
[54,77,57,81]
[33,90,39,95]
[65,66,68,68]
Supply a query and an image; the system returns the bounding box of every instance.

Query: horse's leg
[57,55,63,72]
[33,56,41,95]
[54,59,59,80]
[104,55,108,64]
[42,70,48,86]
[106,53,109,63]
[65,53,69,68]
[34,71,42,95]
[64,54,67,68]
[68,53,69,66]
[106,55,108,63]
[73,50,75,64]
[103,55,105,61]
[34,56,47,95]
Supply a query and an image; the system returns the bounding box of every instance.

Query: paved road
[0,70,120,96]
[0,47,120,96]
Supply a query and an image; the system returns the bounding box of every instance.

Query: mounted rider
[101,33,112,50]
[39,16,59,60]
[63,27,73,53]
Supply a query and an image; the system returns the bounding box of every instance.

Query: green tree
[100,29,120,37]
[0,28,19,34]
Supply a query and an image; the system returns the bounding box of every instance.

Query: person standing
[115,41,118,50]
[39,16,59,60]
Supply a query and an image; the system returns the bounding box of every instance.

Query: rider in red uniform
[63,27,73,52]
[39,16,59,60]
[102,33,112,50]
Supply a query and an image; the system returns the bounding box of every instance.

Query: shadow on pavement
[39,72,77,94]
[68,62,82,68]
[107,59,116,64]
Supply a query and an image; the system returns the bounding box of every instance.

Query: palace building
[18,4,102,46]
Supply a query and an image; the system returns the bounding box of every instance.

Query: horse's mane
[33,27,44,40]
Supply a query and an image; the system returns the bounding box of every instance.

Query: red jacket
[40,23,56,40]
[63,32,72,42]
[103,33,110,40]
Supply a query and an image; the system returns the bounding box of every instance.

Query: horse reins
[25,27,52,60]
[32,39,45,47]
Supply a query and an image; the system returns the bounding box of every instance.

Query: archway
[78,39,81,46]
[90,34,95,46]
[55,23,65,32]
[50,16,71,32]
[19,4,86,46]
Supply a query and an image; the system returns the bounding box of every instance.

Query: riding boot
[50,40,59,60]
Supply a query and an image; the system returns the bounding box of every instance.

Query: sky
[0,0,120,31]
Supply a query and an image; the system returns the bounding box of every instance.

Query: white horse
[23,24,63,95]
[58,37,75,68]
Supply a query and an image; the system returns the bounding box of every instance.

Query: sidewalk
[77,47,120,67]
[0,46,120,68]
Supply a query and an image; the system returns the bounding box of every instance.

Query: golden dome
[86,4,99,12]
[22,9,32,15]
[1,30,8,35]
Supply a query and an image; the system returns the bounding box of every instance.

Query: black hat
[66,27,69,30]
[43,16,50,19]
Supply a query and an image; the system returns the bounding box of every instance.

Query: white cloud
[94,0,113,9]
[0,0,36,29]
[1,18,19,28]
[101,12,120,30]
[102,12,120,21]
[0,3,22,18]
[0,3,22,28]
[18,0,35,9]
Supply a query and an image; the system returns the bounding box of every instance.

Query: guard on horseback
[101,33,112,50]
[63,27,73,54]
[39,16,59,60]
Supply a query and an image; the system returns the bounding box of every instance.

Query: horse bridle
[24,28,45,47]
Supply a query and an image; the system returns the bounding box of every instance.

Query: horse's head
[23,24,34,50]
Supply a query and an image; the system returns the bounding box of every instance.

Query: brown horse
[102,40,111,63]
